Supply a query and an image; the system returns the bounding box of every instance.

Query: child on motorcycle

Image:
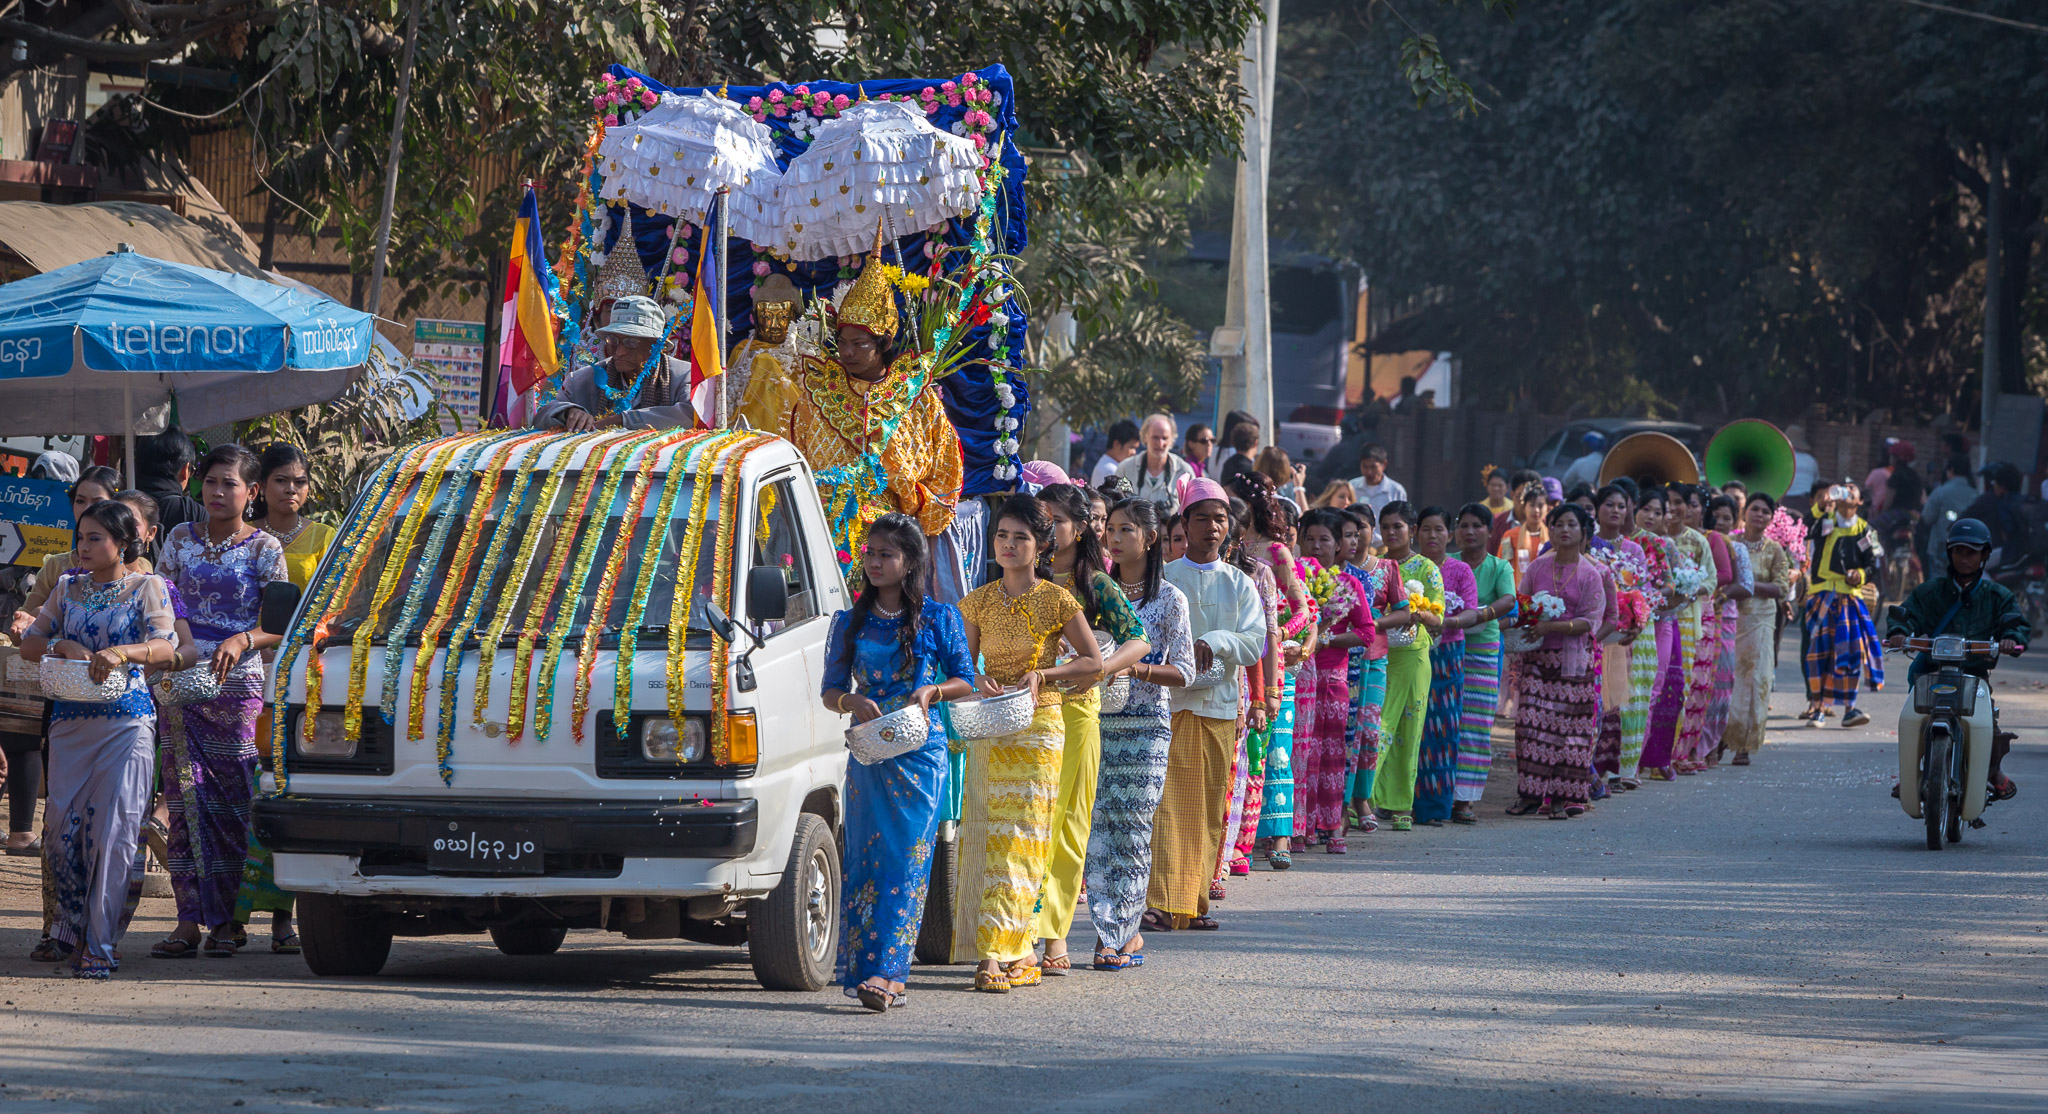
[1883,517,2029,800]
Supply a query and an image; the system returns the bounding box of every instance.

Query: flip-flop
[1039,951,1071,976]
[4,837,41,855]
[150,936,198,959]
[271,932,301,955]
[1185,916,1221,931]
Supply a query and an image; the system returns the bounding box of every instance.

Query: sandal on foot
[1391,814,1413,832]
[1092,948,1127,972]
[855,981,902,1012]
[1562,804,1586,818]
[1505,798,1544,817]
[1185,916,1220,931]
[974,969,1011,993]
[1269,851,1292,870]
[150,936,199,959]
[1619,777,1642,790]
[201,932,238,958]
[1004,962,1042,987]
[271,932,301,955]
[1731,753,1751,766]
[1039,950,1071,976]
[1327,836,1347,853]
[31,935,71,963]
[4,836,40,856]
[1229,860,1251,877]
[1451,803,1478,825]
[72,954,114,980]
[1121,950,1145,967]
[1210,880,1227,902]
[1140,909,1174,933]
[1991,775,2019,802]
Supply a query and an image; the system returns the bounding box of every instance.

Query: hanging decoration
[596,90,784,241]
[773,97,984,259]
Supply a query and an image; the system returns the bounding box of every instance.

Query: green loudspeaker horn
[1703,419,1796,502]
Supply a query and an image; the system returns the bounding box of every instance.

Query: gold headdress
[833,216,899,341]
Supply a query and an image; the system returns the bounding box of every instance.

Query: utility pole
[1216,1,1277,434]
[1979,143,2005,466]
[366,0,424,320]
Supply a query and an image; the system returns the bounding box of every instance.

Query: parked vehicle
[1524,419,1704,481]
[254,430,852,990]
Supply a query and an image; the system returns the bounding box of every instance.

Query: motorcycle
[1894,636,2009,850]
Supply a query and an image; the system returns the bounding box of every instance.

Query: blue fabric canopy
[0,250,371,379]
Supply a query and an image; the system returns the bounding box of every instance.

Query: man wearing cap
[532,295,696,431]
[1560,430,1607,491]
[1884,518,2029,800]
[1149,478,1267,931]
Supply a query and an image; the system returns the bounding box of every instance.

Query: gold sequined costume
[782,351,963,551]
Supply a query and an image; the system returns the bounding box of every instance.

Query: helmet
[1946,518,1993,552]
[1581,430,1608,452]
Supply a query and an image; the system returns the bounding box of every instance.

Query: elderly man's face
[603,334,656,381]
[1143,419,1174,455]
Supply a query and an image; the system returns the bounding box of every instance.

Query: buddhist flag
[499,185,561,396]
[687,219,724,427]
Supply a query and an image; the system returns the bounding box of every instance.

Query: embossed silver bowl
[154,663,222,706]
[845,702,929,766]
[941,687,1036,741]
[37,658,131,703]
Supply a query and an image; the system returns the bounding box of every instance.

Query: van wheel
[748,812,838,991]
[914,829,957,964]
[298,893,392,977]
[489,924,567,956]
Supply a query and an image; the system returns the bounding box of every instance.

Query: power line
[1896,0,2048,35]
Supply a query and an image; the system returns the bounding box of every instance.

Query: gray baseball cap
[597,295,665,339]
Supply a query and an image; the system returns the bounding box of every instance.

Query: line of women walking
[19,442,335,977]
[821,469,1794,1010]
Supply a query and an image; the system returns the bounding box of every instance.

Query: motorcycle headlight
[640,717,707,764]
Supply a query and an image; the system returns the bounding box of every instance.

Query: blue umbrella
[0,246,375,440]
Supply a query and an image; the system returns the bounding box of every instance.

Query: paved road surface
[3,650,2044,1113]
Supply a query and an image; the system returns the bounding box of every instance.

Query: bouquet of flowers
[1403,579,1445,618]
[1301,557,1339,606]
[1277,558,1323,640]
[1670,559,1715,600]
[1616,588,1652,632]
[1767,506,1809,567]
[1501,591,1565,653]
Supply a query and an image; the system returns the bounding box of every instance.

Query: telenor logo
[108,321,255,356]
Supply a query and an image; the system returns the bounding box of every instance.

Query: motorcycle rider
[1882,518,2029,801]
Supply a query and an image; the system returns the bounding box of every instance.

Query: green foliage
[1039,303,1208,431]
[1274,0,2048,422]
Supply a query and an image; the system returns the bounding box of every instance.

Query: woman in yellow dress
[956,495,1103,992]
[231,444,337,953]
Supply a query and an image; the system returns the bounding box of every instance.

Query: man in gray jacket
[531,296,696,431]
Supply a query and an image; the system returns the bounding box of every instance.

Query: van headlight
[640,717,707,763]
[300,710,358,758]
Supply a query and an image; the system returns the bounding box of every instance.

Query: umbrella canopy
[774,98,983,259]
[0,248,374,435]
[596,91,784,243]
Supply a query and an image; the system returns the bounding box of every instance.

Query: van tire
[748,812,838,992]
[490,924,568,956]
[298,893,393,977]
[914,830,957,964]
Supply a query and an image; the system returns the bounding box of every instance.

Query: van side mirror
[747,565,788,622]
[259,581,303,636]
[701,602,737,643]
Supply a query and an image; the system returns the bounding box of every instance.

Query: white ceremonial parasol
[774,98,983,259]
[596,91,784,243]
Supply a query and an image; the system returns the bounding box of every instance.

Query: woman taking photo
[1369,501,1443,832]
[20,500,184,977]
[956,495,1102,992]
[1032,483,1149,975]
[1409,507,1476,826]
[1452,503,1516,822]
[1086,497,1193,969]
[1508,503,1609,819]
[1726,493,1793,764]
[1294,509,1372,850]
[150,445,287,959]
[820,515,975,1010]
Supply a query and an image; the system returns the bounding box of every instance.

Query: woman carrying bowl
[820,514,976,1011]
[20,500,188,977]
[956,496,1103,992]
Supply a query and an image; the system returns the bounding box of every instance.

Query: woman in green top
[1368,501,1443,830]
[1452,502,1518,822]
[1033,483,1150,972]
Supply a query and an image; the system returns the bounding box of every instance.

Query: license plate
[427,821,544,874]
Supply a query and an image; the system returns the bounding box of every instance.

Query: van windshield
[324,470,723,647]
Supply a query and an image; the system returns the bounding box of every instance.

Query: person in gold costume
[732,274,802,432]
[781,240,963,564]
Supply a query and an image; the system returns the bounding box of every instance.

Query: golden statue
[732,273,803,432]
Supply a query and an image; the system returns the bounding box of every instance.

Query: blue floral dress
[822,598,973,992]
[31,572,177,974]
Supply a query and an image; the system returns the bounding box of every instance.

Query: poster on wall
[0,475,73,567]
[413,319,486,432]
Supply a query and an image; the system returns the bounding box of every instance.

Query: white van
[255,430,851,990]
